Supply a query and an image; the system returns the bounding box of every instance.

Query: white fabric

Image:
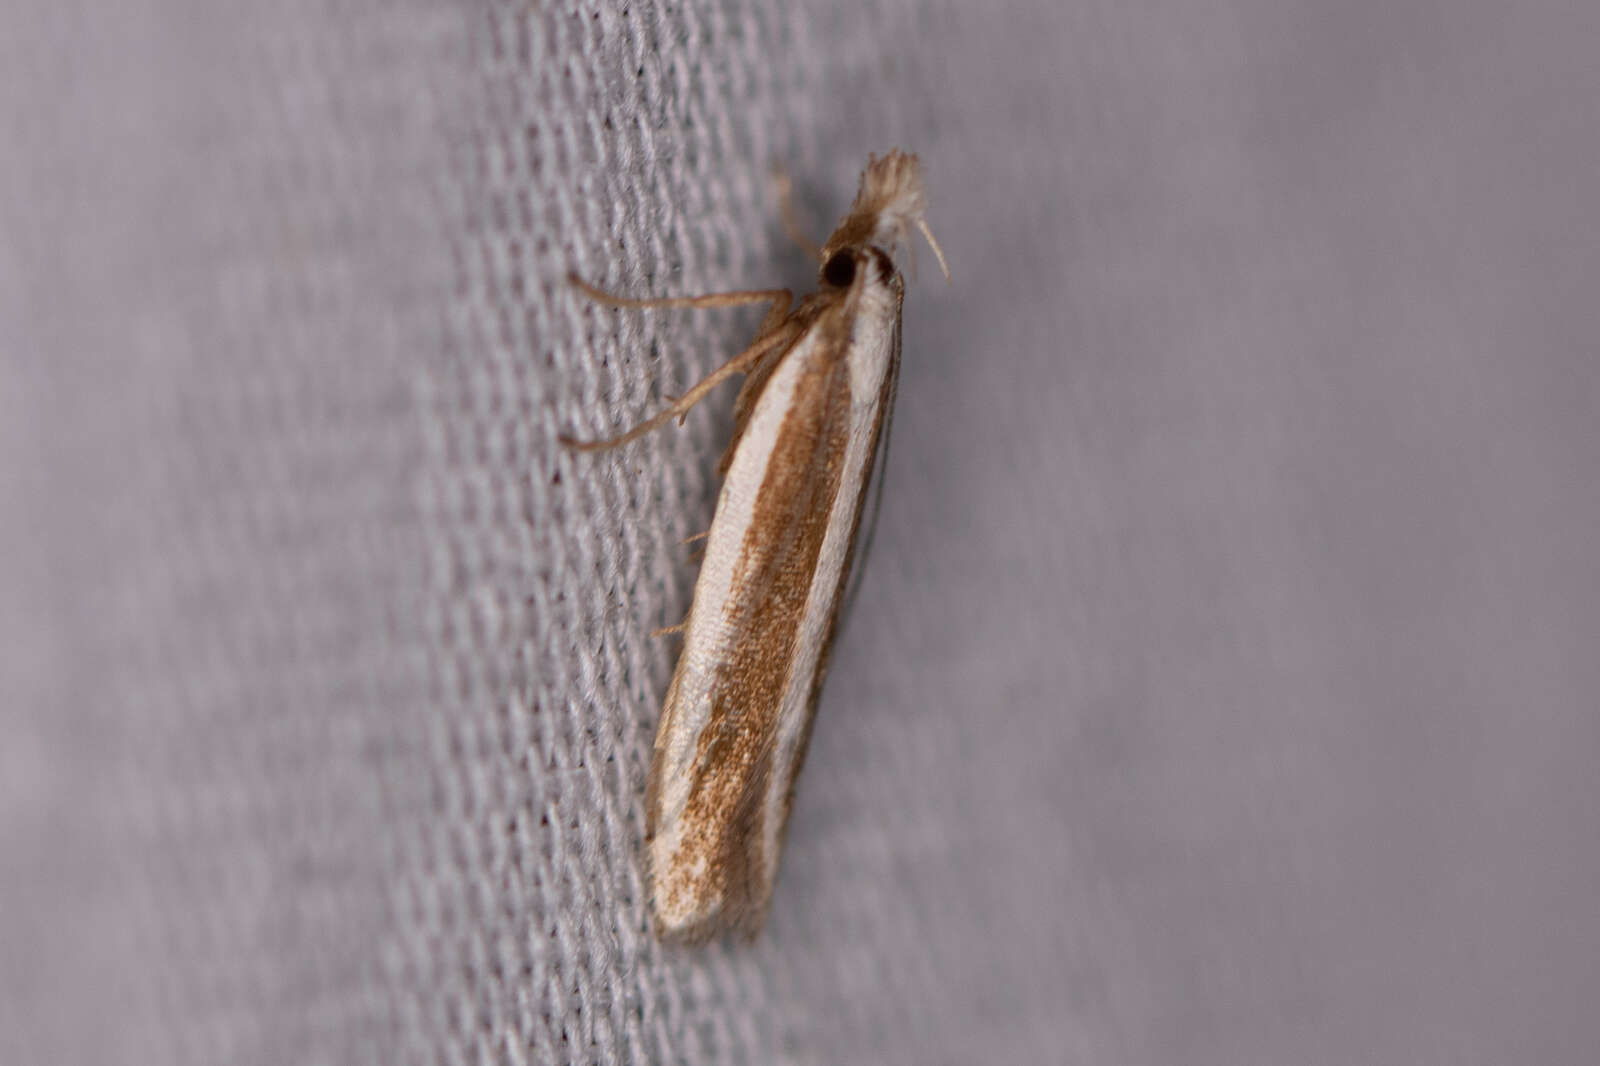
[4,1,1598,1063]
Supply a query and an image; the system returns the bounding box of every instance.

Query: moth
[564,151,946,940]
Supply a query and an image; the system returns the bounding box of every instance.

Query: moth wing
[647,321,859,940]
[647,273,901,941]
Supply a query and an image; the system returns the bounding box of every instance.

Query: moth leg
[648,533,710,638]
[770,164,821,261]
[568,272,790,315]
[749,297,792,351]
[560,293,798,452]
[717,339,789,476]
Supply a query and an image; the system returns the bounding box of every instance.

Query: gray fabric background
[4,1,1597,1063]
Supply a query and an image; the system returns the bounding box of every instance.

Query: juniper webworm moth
[563,151,946,941]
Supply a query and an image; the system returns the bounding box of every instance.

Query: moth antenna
[771,163,821,260]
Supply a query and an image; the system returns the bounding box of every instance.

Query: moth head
[819,150,949,286]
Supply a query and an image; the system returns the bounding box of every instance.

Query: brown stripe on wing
[656,328,855,938]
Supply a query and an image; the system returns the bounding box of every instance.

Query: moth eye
[821,251,856,288]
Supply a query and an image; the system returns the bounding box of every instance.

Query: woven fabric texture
[4,1,1599,1064]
